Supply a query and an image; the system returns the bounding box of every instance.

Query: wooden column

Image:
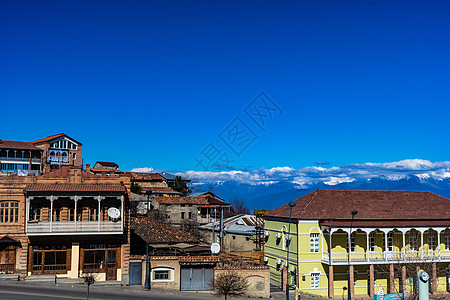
[349,265,355,297]
[432,262,437,294]
[401,265,407,294]
[369,264,375,297]
[328,265,334,298]
[389,264,395,293]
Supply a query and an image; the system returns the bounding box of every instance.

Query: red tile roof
[125,172,165,181]
[155,196,228,206]
[265,190,450,223]
[33,133,84,145]
[39,166,97,178]
[0,140,41,151]
[95,161,119,168]
[131,216,198,244]
[90,168,124,174]
[25,183,126,192]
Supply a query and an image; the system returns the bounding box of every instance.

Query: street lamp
[286,201,296,300]
[347,210,358,300]
[144,189,152,291]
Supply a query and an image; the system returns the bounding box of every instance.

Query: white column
[25,197,32,233]
[366,232,370,262]
[402,231,406,259]
[48,196,54,232]
[421,230,424,259]
[437,229,441,258]
[73,196,78,231]
[120,195,124,230]
[384,231,388,261]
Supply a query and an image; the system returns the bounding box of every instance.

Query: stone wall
[214,266,270,298]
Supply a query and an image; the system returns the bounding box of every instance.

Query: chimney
[86,163,91,173]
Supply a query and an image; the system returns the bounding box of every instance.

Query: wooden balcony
[321,250,450,265]
[26,221,122,236]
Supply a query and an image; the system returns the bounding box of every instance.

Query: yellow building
[263,190,450,298]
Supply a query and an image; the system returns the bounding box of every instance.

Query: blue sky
[1,0,449,172]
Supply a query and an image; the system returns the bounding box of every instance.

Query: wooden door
[106,250,117,280]
[0,245,16,274]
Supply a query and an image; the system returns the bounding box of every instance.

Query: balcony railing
[47,157,69,164]
[0,157,41,163]
[322,250,450,264]
[27,221,122,234]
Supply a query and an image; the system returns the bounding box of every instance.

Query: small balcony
[47,156,69,164]
[26,221,122,235]
[0,156,41,163]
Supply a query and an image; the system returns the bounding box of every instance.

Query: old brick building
[0,166,132,283]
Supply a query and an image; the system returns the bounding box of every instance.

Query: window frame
[310,233,320,253]
[0,201,19,223]
[311,272,320,289]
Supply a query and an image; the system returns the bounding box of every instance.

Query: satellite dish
[211,243,220,254]
[108,207,120,219]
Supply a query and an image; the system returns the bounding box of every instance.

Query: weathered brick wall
[214,266,270,298]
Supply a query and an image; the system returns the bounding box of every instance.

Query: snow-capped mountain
[132,159,450,211]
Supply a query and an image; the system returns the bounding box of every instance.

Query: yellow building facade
[264,190,450,298]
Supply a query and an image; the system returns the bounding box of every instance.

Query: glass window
[428,232,436,251]
[181,212,185,219]
[310,233,319,253]
[311,273,320,288]
[387,232,393,251]
[410,232,418,251]
[369,233,375,251]
[0,202,19,223]
[154,270,169,280]
[348,232,356,252]
[444,232,450,250]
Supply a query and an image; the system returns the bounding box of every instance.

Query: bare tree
[229,198,250,215]
[82,273,98,300]
[210,271,249,300]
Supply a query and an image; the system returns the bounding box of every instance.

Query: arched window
[0,201,19,223]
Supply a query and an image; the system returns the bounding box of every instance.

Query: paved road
[0,280,219,300]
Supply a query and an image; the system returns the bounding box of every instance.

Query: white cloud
[130,167,154,173]
[133,159,450,188]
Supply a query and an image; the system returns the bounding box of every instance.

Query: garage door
[181,267,213,291]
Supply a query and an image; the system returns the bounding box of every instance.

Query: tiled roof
[90,168,124,174]
[39,166,97,178]
[131,216,198,245]
[0,140,40,151]
[25,183,126,192]
[320,219,450,228]
[149,187,182,194]
[179,255,220,263]
[265,190,450,222]
[33,133,82,145]
[155,195,229,206]
[95,161,118,168]
[125,172,165,181]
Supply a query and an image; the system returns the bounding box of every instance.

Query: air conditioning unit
[264,230,269,237]
[264,256,269,262]
[276,232,282,239]
[276,259,281,265]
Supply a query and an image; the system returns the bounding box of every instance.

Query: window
[154,270,169,280]
[73,153,76,160]
[90,208,97,221]
[387,232,393,251]
[310,233,320,253]
[188,212,192,219]
[0,202,19,223]
[348,232,356,252]
[165,211,171,219]
[181,212,185,219]
[53,207,61,222]
[444,232,450,250]
[311,273,320,288]
[428,232,436,251]
[369,233,375,251]
[410,232,418,251]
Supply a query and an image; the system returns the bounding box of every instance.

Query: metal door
[129,262,142,285]
[180,268,213,291]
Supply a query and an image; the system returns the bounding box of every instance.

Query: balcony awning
[25,183,126,193]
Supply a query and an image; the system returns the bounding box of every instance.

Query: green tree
[173,176,190,196]
[130,182,142,194]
